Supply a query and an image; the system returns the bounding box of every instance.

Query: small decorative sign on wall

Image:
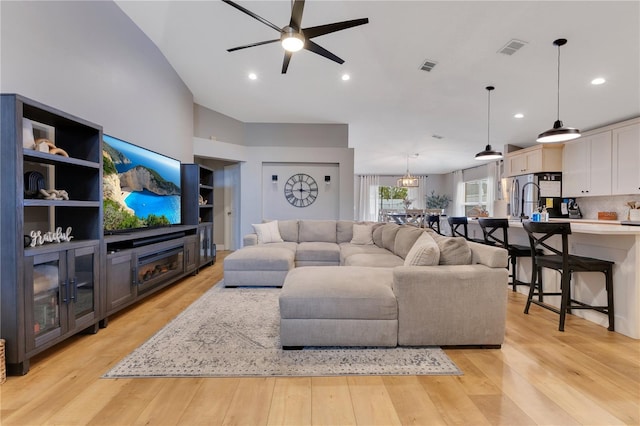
[27,227,73,247]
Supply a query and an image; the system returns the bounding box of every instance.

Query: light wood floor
[2,251,639,425]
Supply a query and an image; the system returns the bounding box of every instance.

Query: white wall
[0,1,194,163]
[263,163,339,220]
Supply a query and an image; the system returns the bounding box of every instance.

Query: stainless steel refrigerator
[502,172,565,219]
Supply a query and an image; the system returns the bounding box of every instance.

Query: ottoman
[279,266,398,347]
[223,246,295,287]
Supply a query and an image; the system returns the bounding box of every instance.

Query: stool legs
[605,268,615,331]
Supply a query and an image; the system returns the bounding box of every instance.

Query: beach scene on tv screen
[103,135,181,231]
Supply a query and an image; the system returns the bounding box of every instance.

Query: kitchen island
[468,218,640,339]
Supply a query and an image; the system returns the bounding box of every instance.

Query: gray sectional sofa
[223,219,509,348]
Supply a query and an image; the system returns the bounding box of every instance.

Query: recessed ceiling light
[248,73,257,80]
[514,113,524,119]
[591,77,606,85]
[341,74,350,81]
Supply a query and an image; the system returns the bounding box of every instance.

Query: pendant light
[397,155,419,187]
[536,38,581,143]
[475,86,503,161]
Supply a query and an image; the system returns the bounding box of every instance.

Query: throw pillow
[350,223,374,245]
[404,232,440,266]
[252,220,284,244]
[425,229,472,265]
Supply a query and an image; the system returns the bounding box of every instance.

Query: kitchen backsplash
[575,194,640,221]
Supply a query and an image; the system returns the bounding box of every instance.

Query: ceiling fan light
[475,144,503,160]
[536,119,581,143]
[281,27,304,52]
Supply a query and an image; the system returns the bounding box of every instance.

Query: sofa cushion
[426,229,472,265]
[393,227,425,259]
[280,266,397,320]
[344,253,404,267]
[404,232,440,266]
[295,242,340,262]
[339,243,392,265]
[252,221,284,244]
[372,224,384,247]
[351,223,374,245]
[278,219,299,242]
[336,220,354,243]
[224,246,294,271]
[299,220,337,243]
[381,224,401,252]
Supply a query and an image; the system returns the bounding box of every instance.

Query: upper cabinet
[562,131,612,197]
[504,144,563,177]
[612,123,640,195]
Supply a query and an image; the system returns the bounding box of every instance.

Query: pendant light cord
[556,43,561,121]
[487,88,491,145]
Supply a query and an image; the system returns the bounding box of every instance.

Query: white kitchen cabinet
[562,131,612,197]
[504,144,563,177]
[612,123,640,195]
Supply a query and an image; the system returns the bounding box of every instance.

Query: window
[463,178,488,215]
[379,186,408,211]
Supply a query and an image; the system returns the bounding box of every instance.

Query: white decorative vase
[629,209,640,221]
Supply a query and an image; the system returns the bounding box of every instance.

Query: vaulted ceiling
[116,1,640,175]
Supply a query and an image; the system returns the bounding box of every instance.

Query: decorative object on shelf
[597,212,617,220]
[28,227,73,247]
[22,118,36,149]
[23,171,46,198]
[627,201,640,220]
[38,188,69,200]
[397,154,419,187]
[198,194,207,205]
[475,86,503,160]
[537,38,581,143]
[284,173,318,207]
[34,138,69,157]
[425,190,450,214]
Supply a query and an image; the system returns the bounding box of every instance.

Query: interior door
[224,163,241,251]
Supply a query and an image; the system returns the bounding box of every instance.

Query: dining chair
[522,221,615,332]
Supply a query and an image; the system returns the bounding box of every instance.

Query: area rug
[103,282,461,378]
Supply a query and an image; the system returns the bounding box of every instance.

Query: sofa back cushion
[337,220,354,243]
[351,223,375,245]
[404,232,440,266]
[425,229,472,265]
[394,227,425,259]
[372,224,385,247]
[299,220,337,243]
[381,224,401,252]
[278,219,299,242]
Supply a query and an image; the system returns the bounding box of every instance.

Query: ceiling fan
[222,0,369,74]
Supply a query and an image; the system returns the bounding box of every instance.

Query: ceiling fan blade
[289,0,305,30]
[282,51,293,74]
[222,0,282,33]
[227,39,280,52]
[303,18,369,39]
[304,40,344,64]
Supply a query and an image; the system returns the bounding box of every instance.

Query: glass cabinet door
[68,245,98,328]
[26,251,66,351]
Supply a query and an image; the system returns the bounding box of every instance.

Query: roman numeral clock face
[284,173,318,208]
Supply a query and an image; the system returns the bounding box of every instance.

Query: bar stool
[426,214,442,235]
[447,216,486,244]
[478,218,539,292]
[522,221,615,332]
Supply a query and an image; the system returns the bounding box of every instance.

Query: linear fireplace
[136,245,184,294]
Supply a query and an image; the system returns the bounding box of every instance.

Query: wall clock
[284,173,318,208]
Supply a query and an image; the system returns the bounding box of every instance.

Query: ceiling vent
[420,59,438,72]
[498,39,528,56]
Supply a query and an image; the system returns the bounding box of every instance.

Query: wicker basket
[0,339,6,384]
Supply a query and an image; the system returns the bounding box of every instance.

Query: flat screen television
[102,134,181,233]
